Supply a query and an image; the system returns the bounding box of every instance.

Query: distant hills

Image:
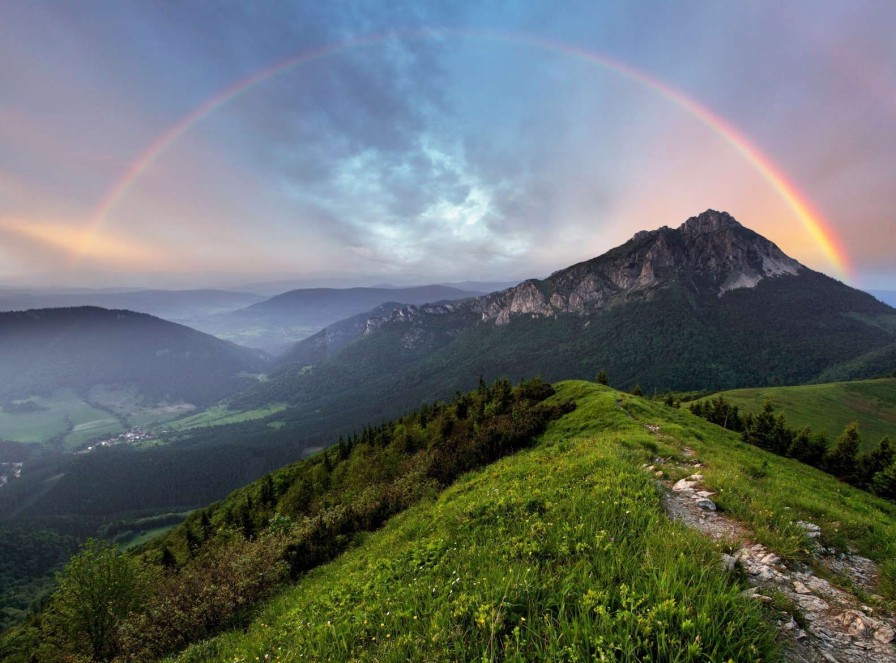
[187,284,486,354]
[239,211,896,435]
[0,307,267,406]
[0,288,264,321]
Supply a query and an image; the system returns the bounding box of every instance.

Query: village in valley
[74,427,157,454]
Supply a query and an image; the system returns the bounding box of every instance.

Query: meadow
[694,378,896,450]
[171,382,896,661]
[165,404,287,431]
[0,390,122,449]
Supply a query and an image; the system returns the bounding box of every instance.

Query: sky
[1,1,894,290]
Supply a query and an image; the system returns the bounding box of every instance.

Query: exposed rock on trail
[656,464,896,662]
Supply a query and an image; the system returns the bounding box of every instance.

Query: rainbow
[83,29,851,278]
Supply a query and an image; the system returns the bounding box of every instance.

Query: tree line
[689,396,895,500]
[0,378,571,662]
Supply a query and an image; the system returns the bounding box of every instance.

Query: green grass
[64,415,123,448]
[615,387,896,593]
[0,390,125,448]
[170,382,896,662]
[164,384,766,661]
[120,524,181,550]
[88,384,195,428]
[694,378,896,450]
[166,404,288,431]
[0,386,203,447]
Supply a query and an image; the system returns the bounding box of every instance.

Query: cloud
[0,218,167,269]
[1,1,894,287]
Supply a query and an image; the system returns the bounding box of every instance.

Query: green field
[0,390,124,449]
[695,378,896,450]
[88,384,195,428]
[165,403,287,431]
[173,382,896,661]
[64,415,123,448]
[120,524,182,550]
[0,386,202,448]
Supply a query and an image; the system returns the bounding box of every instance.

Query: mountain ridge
[187,284,485,354]
[376,210,806,330]
[237,211,894,420]
[0,306,268,406]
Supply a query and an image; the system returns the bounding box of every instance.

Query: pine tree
[826,422,862,483]
[596,370,609,386]
[787,428,828,467]
[742,401,777,452]
[260,475,276,506]
[160,546,177,569]
[857,436,893,488]
[871,461,896,500]
[199,511,213,541]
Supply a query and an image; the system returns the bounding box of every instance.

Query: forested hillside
[0,379,568,660]
[236,215,896,430]
[6,382,895,661]
[0,307,267,405]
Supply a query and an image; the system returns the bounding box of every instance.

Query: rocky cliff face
[374,210,804,330]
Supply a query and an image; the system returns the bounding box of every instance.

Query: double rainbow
[82,29,851,278]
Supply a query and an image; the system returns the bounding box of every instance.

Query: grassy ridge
[694,378,896,450]
[175,383,777,662]
[174,381,896,661]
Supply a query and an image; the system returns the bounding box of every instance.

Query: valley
[5,4,894,658]
[0,213,893,660]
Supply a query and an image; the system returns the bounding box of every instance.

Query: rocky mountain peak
[363,211,806,330]
[678,209,742,237]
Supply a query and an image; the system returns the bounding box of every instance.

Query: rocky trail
[644,440,896,662]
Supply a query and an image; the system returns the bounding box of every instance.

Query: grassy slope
[165,404,287,432]
[0,390,122,448]
[174,382,896,662]
[695,378,896,450]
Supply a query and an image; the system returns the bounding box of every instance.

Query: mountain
[0,289,264,321]
[871,290,896,307]
[187,284,485,354]
[0,307,267,406]
[239,210,896,432]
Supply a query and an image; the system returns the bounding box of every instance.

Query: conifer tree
[857,436,893,488]
[787,428,828,467]
[596,370,609,385]
[742,401,777,451]
[826,422,862,482]
[871,461,896,500]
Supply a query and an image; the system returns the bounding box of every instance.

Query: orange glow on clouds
[0,218,166,268]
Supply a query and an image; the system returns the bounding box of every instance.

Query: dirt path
[648,446,896,662]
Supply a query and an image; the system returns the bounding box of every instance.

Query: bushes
[119,529,288,660]
[690,396,896,501]
[6,379,568,662]
[41,539,150,662]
